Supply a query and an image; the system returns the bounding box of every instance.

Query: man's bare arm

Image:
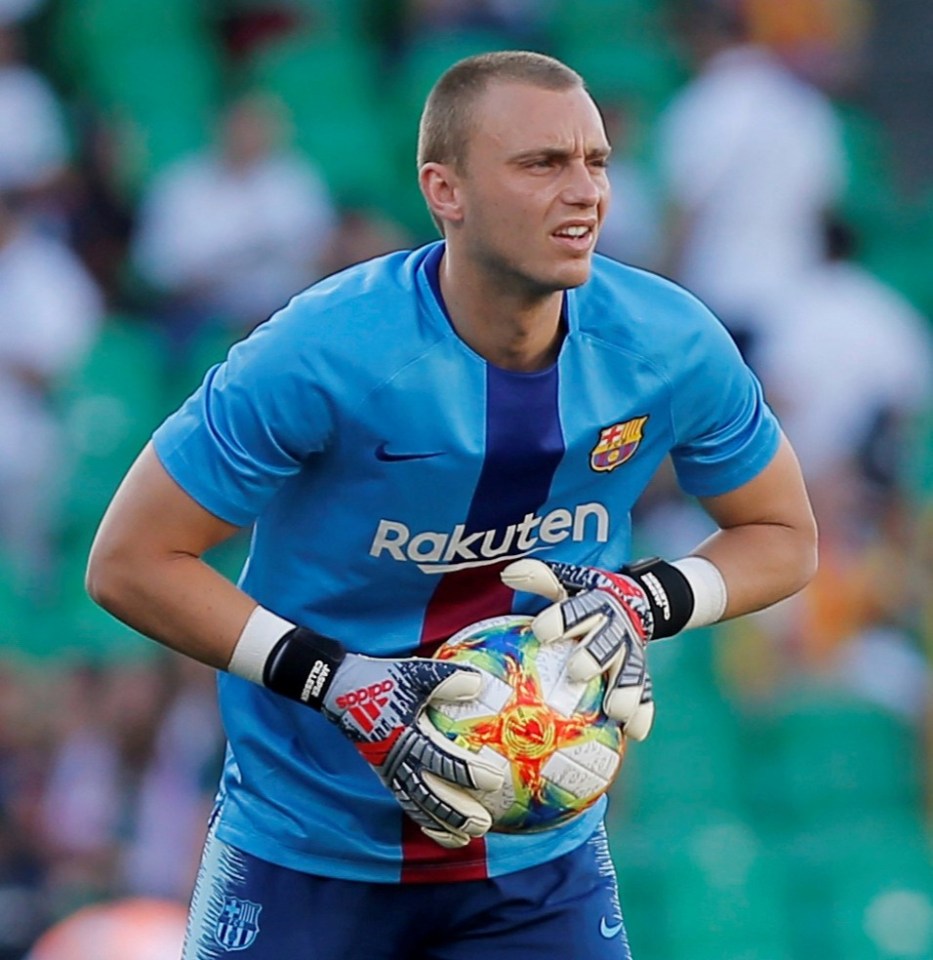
[86,442,257,669]
[692,433,819,618]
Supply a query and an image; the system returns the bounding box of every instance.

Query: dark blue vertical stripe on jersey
[402,246,567,882]
[476,364,566,529]
[402,364,565,884]
[416,363,566,650]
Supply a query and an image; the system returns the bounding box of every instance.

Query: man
[87,51,817,960]
[0,190,102,583]
[131,91,336,345]
[656,0,846,362]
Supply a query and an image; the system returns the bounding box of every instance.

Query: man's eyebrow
[510,145,612,162]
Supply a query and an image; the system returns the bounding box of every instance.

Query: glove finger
[566,608,636,682]
[602,643,647,721]
[604,682,644,724]
[541,589,632,669]
[622,698,655,742]
[568,586,648,681]
[417,717,505,792]
[532,602,604,646]
[566,629,616,682]
[420,824,472,849]
[500,558,568,601]
[393,770,490,841]
[396,660,482,710]
[421,770,493,838]
[429,667,483,703]
[395,792,473,848]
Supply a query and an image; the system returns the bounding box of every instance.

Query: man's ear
[419,162,464,229]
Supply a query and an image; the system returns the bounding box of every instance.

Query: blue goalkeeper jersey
[152,241,780,883]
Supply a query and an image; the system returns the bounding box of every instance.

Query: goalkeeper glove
[501,558,701,741]
[229,614,504,849]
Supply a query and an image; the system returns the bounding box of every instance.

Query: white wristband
[671,556,728,630]
[228,606,295,684]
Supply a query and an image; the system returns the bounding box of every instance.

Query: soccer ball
[427,614,625,833]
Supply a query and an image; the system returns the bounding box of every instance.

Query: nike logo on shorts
[375,442,444,462]
[599,916,625,939]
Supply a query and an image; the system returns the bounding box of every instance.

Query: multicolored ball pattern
[428,614,625,833]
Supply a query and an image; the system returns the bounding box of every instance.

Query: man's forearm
[691,520,818,621]
[86,548,256,670]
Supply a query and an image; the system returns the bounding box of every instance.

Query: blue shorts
[182,817,632,960]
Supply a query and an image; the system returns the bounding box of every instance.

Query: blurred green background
[1,1,932,958]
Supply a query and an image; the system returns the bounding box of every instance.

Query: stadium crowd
[1,0,932,957]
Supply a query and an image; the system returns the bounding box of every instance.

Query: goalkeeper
[87,50,816,960]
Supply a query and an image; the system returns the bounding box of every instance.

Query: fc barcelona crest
[590,415,648,472]
[215,897,262,951]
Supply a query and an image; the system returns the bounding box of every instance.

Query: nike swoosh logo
[599,917,625,939]
[375,442,445,462]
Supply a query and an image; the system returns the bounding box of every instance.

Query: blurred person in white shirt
[756,217,932,505]
[0,23,70,220]
[656,0,847,361]
[0,192,102,582]
[131,91,336,346]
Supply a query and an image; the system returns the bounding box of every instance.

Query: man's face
[449,81,611,295]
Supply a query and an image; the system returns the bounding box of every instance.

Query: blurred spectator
[130,91,336,346]
[120,658,222,901]
[0,192,102,584]
[756,217,933,509]
[37,664,151,910]
[0,654,223,956]
[0,23,70,224]
[596,101,663,270]
[61,112,135,304]
[36,656,224,911]
[656,0,846,362]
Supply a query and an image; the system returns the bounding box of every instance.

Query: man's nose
[561,160,603,206]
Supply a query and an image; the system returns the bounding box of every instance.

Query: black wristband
[621,557,695,640]
[262,627,347,709]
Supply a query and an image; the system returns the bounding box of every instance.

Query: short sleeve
[669,307,781,498]
[152,304,333,526]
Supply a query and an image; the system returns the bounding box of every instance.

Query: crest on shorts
[214,897,262,951]
[590,416,649,472]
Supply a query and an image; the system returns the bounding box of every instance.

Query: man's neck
[437,251,565,372]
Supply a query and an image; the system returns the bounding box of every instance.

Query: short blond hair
[417,50,584,172]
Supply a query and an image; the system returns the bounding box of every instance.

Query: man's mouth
[552,223,596,250]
